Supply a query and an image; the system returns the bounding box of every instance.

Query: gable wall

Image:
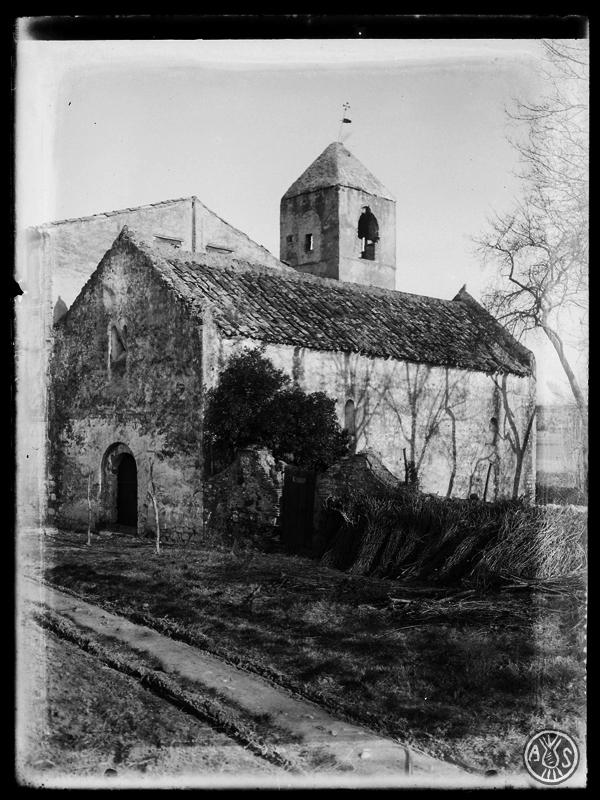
[193,200,283,268]
[35,199,195,310]
[48,242,205,537]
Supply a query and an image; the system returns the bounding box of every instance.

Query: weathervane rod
[337,102,352,142]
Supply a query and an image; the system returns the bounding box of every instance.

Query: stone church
[18,142,536,537]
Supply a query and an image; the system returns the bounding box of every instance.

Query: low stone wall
[312,450,402,554]
[203,447,286,549]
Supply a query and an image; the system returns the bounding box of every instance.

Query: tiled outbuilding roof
[126,228,534,376]
[282,142,395,201]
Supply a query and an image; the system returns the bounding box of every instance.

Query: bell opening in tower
[358,206,379,261]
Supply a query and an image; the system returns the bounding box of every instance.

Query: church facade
[23,142,536,537]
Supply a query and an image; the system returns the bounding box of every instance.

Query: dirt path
[18,620,280,787]
[22,578,477,787]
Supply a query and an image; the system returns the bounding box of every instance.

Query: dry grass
[22,530,587,775]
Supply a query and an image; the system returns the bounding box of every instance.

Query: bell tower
[280,142,396,289]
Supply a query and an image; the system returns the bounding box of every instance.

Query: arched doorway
[100,443,138,529]
[117,453,137,525]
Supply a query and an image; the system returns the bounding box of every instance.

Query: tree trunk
[150,490,160,554]
[511,409,536,499]
[87,472,92,546]
[541,322,588,486]
[444,372,457,498]
[483,463,492,501]
[148,462,161,554]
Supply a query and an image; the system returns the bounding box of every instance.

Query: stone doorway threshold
[96,524,138,535]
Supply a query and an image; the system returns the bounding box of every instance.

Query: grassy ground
[24,530,586,775]
[17,617,277,783]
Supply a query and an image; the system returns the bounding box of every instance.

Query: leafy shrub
[204,349,350,473]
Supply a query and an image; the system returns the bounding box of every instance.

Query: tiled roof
[126,229,534,376]
[282,142,395,201]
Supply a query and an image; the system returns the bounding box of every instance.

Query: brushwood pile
[317,487,587,587]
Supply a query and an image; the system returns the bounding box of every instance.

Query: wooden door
[280,466,315,552]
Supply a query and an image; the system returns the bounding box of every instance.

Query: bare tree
[442,369,468,497]
[147,460,161,554]
[384,364,465,483]
[493,374,536,500]
[332,352,390,450]
[477,40,588,482]
[384,363,442,478]
[86,471,93,546]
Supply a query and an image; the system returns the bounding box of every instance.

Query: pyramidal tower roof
[282,141,395,201]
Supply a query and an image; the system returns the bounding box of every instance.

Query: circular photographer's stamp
[523,730,580,784]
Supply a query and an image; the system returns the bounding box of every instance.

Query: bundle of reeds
[470,504,587,583]
[318,487,587,588]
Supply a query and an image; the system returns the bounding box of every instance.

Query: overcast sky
[16,36,587,402]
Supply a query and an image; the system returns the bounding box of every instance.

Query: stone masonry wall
[203,447,286,549]
[37,199,196,310]
[312,451,402,552]
[536,403,586,490]
[207,336,536,501]
[48,237,205,538]
[280,187,396,290]
[35,196,282,311]
[193,198,282,269]
[280,188,340,278]
[337,187,396,290]
[20,198,281,532]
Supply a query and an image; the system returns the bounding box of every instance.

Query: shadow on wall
[329,353,535,501]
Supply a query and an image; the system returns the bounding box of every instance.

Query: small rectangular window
[304,233,313,253]
[286,234,294,245]
[154,235,183,249]
[206,244,234,254]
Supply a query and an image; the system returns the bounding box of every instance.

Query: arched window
[109,324,127,376]
[357,206,379,261]
[344,399,357,453]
